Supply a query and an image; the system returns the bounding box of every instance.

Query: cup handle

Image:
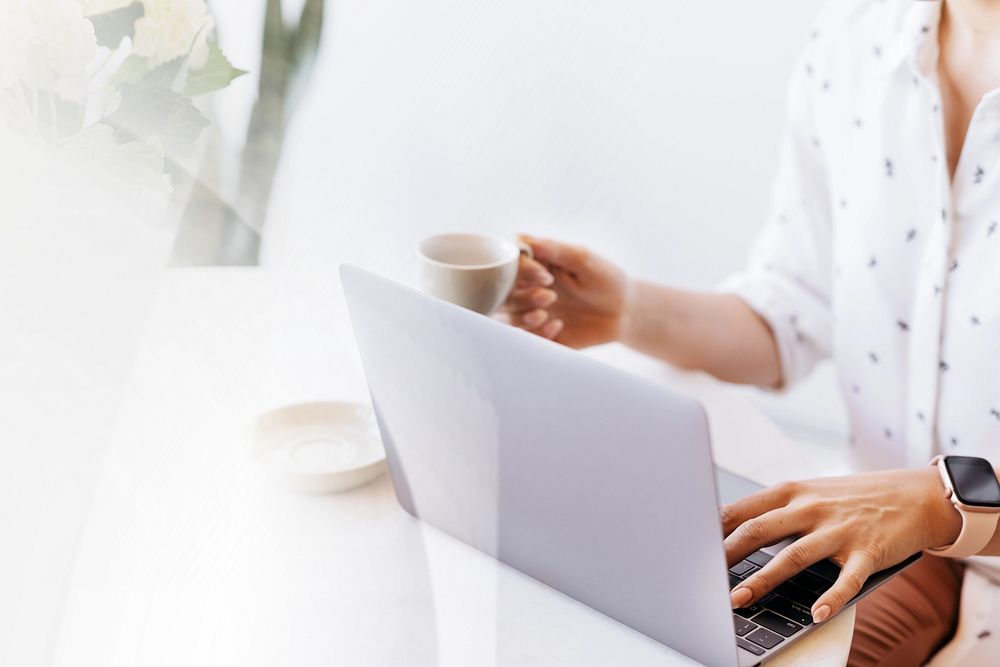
[517,240,534,260]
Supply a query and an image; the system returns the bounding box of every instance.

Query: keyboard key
[737,637,765,656]
[747,627,784,650]
[734,601,765,619]
[792,570,831,594]
[764,595,813,626]
[775,580,819,607]
[747,551,773,568]
[753,610,803,638]
[730,560,756,577]
[807,559,841,582]
[733,615,757,637]
[729,573,742,589]
[733,593,773,619]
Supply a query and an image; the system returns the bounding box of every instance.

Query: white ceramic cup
[417,233,530,315]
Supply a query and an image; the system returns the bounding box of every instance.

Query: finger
[519,234,591,275]
[539,318,564,340]
[501,287,558,312]
[516,254,554,287]
[724,505,805,567]
[512,308,550,330]
[720,480,799,538]
[811,551,875,623]
[729,532,831,608]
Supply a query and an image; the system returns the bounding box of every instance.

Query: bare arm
[621,280,783,388]
[502,236,784,388]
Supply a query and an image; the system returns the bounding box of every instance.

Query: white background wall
[214,0,845,439]
[0,5,847,665]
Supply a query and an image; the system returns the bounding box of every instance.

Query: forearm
[619,280,783,387]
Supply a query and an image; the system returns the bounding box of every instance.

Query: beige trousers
[847,555,963,667]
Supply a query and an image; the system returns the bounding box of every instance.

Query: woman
[502,0,1000,664]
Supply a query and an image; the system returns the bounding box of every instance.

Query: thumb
[519,234,591,274]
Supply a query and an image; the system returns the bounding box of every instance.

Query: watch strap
[926,456,1000,559]
[927,507,998,558]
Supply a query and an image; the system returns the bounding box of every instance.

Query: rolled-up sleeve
[720,45,833,389]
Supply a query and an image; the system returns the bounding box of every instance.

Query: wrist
[921,465,964,550]
[617,278,641,346]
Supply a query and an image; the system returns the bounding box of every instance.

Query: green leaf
[107,84,209,156]
[110,54,150,86]
[183,41,247,97]
[141,57,187,91]
[86,2,144,49]
[112,44,199,91]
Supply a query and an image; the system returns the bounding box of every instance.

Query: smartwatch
[926,455,1000,558]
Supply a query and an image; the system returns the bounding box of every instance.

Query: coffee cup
[417,233,530,315]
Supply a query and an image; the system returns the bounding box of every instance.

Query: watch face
[944,456,1000,507]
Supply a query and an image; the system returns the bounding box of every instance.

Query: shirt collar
[879,0,942,80]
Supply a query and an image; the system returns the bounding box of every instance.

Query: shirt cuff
[718,270,829,390]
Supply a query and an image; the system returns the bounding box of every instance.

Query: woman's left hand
[722,467,963,623]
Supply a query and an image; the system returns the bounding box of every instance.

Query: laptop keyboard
[729,550,841,657]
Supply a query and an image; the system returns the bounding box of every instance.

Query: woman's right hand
[500,235,632,349]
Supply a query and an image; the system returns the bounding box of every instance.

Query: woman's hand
[722,468,962,623]
[499,234,785,385]
[500,235,632,349]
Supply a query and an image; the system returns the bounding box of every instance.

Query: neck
[943,0,1000,42]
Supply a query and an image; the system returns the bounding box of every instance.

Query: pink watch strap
[926,456,1000,559]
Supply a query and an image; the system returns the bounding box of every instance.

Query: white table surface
[53,267,854,666]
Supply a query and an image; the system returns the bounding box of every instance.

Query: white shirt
[723,0,1000,475]
[722,2,1000,646]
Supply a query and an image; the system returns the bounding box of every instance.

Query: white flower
[131,0,214,69]
[0,0,97,102]
[81,0,132,13]
[0,0,34,89]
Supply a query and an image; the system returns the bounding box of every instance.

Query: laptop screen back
[341,265,738,667]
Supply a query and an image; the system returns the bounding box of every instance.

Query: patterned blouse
[723,2,1000,649]
[724,0,1000,475]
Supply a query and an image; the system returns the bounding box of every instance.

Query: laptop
[340,265,920,667]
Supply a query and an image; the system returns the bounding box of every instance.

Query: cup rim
[417,233,519,270]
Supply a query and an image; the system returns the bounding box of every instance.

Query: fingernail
[533,289,556,306]
[730,587,753,608]
[524,310,545,326]
[813,605,831,623]
[538,270,554,286]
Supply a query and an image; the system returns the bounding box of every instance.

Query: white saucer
[252,401,387,494]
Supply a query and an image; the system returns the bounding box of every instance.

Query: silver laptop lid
[341,265,738,667]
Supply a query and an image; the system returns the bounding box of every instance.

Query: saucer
[252,401,387,494]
